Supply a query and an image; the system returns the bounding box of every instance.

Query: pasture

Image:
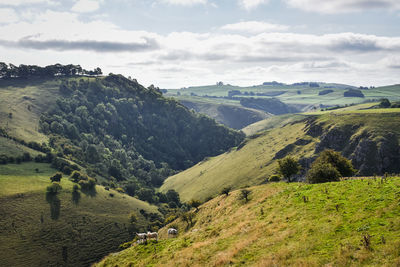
[96,177,400,266]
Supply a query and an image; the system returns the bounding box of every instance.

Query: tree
[221,187,231,196]
[379,98,391,108]
[307,162,341,184]
[277,156,301,182]
[166,189,180,206]
[313,150,355,177]
[239,189,251,203]
[306,150,355,184]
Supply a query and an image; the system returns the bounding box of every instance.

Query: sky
[0,0,400,88]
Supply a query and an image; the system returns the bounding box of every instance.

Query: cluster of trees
[292,82,320,87]
[38,74,244,205]
[318,89,334,96]
[276,150,355,184]
[227,90,285,98]
[0,63,102,80]
[379,98,400,108]
[344,89,365,98]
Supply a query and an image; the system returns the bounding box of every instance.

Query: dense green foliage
[277,156,301,182]
[38,74,244,204]
[344,89,365,98]
[0,62,102,80]
[307,150,355,184]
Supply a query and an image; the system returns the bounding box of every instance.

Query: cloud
[71,0,101,13]
[284,0,400,13]
[160,0,207,6]
[0,0,56,6]
[0,36,159,52]
[0,8,19,24]
[238,0,269,10]
[220,21,289,34]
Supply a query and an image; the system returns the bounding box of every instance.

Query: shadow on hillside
[81,187,97,198]
[72,190,81,205]
[46,193,61,220]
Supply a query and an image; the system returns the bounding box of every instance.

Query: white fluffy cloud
[220,21,289,34]
[71,0,101,13]
[285,0,400,13]
[0,8,19,23]
[160,0,207,6]
[0,10,399,87]
[238,0,269,10]
[0,0,56,6]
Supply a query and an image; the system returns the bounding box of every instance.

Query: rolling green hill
[161,109,400,202]
[96,177,400,266]
[165,83,400,115]
[0,162,159,267]
[179,97,270,129]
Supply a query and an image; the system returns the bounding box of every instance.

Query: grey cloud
[330,39,381,52]
[0,37,159,52]
[235,55,332,63]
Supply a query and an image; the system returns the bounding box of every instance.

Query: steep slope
[0,162,159,267]
[0,65,244,204]
[96,177,400,266]
[161,109,400,202]
[179,99,270,129]
[161,120,315,202]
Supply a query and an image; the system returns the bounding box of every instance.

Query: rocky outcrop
[351,133,400,175]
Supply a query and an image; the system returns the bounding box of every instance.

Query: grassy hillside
[96,177,400,266]
[161,120,316,202]
[179,97,270,129]
[161,109,400,202]
[0,162,159,267]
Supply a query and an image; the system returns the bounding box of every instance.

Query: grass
[161,110,400,202]
[96,177,400,266]
[0,162,159,267]
[165,84,400,107]
[161,121,316,202]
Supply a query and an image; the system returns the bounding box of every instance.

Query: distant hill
[179,99,271,129]
[96,176,400,266]
[161,108,400,202]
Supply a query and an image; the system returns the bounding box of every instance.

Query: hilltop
[96,177,400,266]
[161,107,400,202]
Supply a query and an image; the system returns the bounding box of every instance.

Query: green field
[0,162,158,266]
[97,177,400,266]
[165,83,400,112]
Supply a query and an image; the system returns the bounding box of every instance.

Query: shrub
[50,172,63,182]
[78,177,96,190]
[307,162,341,184]
[239,189,251,203]
[220,187,231,196]
[269,174,281,182]
[116,187,125,193]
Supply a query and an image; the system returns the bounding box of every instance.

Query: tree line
[0,63,102,80]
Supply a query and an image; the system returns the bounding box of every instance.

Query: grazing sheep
[147,231,158,241]
[136,232,147,243]
[167,228,178,238]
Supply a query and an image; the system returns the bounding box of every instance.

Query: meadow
[97,177,400,266]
